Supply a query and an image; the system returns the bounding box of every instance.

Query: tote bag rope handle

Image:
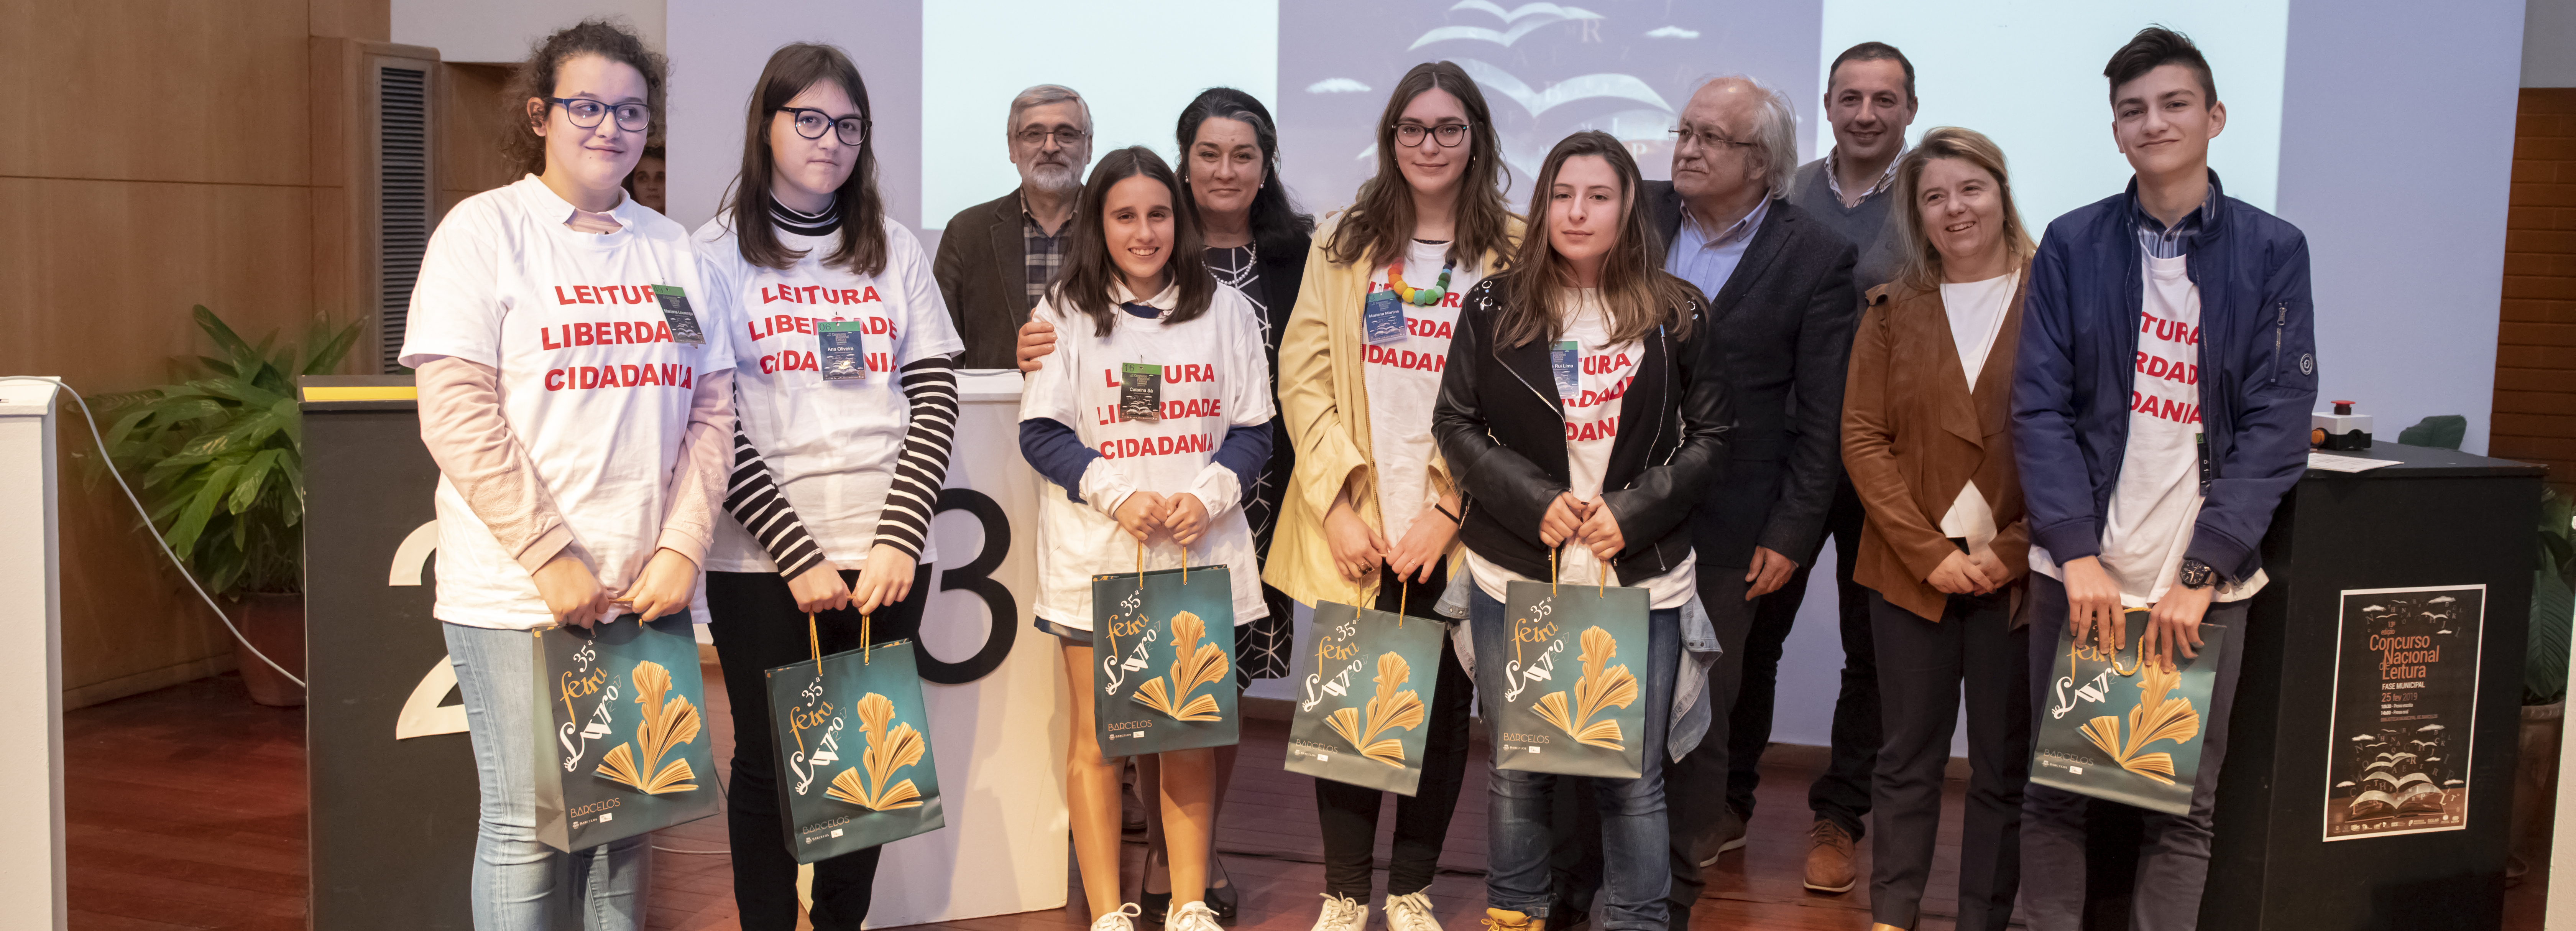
[808,613,822,684]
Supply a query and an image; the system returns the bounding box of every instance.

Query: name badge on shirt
[818,320,867,381]
[1550,340,1580,399]
[1363,289,1408,346]
[1120,362,1162,421]
[650,285,705,345]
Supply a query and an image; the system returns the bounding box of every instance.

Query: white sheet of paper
[2307,452,2399,473]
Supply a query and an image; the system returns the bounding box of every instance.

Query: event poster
[2322,585,2485,841]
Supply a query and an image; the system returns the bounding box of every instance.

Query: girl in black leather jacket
[1432,131,1732,928]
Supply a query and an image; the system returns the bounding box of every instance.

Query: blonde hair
[1890,127,2035,294]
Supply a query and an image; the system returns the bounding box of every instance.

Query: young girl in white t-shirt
[1017,146,1274,931]
[689,44,964,931]
[398,22,728,931]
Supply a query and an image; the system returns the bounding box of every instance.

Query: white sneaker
[1311,893,1370,931]
[1090,903,1143,931]
[1385,891,1444,931]
[1171,900,1227,931]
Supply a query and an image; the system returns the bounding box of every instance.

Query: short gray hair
[1007,84,1091,136]
[1696,75,1800,198]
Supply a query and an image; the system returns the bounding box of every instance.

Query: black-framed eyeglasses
[776,106,869,146]
[1669,125,1755,153]
[1015,126,1089,148]
[547,97,651,133]
[1393,122,1471,148]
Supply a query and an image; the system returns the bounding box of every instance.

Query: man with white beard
[933,83,1095,368]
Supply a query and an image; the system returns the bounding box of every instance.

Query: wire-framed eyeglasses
[1669,125,1756,153]
[548,97,651,133]
[777,106,869,146]
[1393,122,1471,148]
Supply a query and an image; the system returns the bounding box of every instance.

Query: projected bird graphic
[1408,2,1602,50]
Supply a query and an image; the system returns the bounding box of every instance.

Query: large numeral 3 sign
[389,487,1024,739]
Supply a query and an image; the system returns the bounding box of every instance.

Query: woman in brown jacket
[1840,127,2035,931]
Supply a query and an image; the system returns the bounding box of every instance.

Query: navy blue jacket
[2010,172,2318,584]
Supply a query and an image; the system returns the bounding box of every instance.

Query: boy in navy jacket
[2009,26,2318,931]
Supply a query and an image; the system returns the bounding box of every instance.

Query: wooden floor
[65,668,2555,930]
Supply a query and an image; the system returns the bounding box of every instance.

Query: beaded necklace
[1385,255,1459,307]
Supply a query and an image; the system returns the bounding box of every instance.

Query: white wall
[392,0,667,63]
[2277,0,2522,457]
[2527,0,2576,87]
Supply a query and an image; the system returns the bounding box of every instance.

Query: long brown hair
[1492,132,1697,348]
[1321,61,1514,271]
[716,43,887,276]
[1889,127,2035,295]
[1047,146,1213,336]
[501,19,667,179]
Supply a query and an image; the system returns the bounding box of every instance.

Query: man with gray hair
[932,84,1094,368]
[1651,74,1860,925]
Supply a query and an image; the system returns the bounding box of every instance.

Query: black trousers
[1315,564,1474,898]
[1724,478,1878,835]
[705,566,933,931]
[1867,586,2028,931]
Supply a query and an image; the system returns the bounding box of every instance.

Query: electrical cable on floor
[1,377,305,687]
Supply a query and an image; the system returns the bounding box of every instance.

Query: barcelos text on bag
[764,611,946,864]
[1285,592,1448,795]
[530,614,721,851]
[1092,543,1240,755]
[1479,556,1651,779]
[2029,610,2229,816]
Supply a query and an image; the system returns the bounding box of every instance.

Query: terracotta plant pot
[233,592,307,707]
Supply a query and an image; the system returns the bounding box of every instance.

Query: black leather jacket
[1432,273,1733,587]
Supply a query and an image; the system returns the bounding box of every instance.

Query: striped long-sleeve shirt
[723,354,960,576]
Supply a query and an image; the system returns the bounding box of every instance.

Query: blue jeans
[445,622,652,930]
[1469,586,1679,930]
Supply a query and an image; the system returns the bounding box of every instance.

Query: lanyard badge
[650,285,705,345]
[1363,289,1408,346]
[1550,340,1580,399]
[818,320,867,380]
[1120,362,1163,421]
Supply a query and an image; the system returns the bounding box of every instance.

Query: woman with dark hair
[1266,61,1518,931]
[398,18,725,931]
[1433,131,1730,931]
[692,43,963,930]
[1017,146,1275,931]
[1094,85,1314,923]
[1841,126,2035,931]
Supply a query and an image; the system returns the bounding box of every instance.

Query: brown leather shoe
[1803,819,1858,893]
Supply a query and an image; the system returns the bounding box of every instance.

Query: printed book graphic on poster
[2323,585,2484,841]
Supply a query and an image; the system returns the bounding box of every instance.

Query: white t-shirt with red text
[694,216,964,571]
[2029,253,2264,605]
[399,175,733,629]
[1465,290,1697,608]
[1362,239,1484,543]
[1019,281,1276,629]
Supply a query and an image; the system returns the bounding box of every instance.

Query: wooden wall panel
[440,63,520,219]
[0,177,323,706]
[0,0,310,186]
[2493,88,2576,488]
[0,0,394,707]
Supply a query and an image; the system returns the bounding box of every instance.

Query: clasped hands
[1540,492,1625,564]
[1112,490,1213,548]
[2062,555,2212,672]
[1927,547,2013,597]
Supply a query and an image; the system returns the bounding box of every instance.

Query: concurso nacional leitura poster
[2322,585,2484,841]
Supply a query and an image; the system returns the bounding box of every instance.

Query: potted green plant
[95,305,356,706]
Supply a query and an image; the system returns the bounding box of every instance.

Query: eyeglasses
[1669,125,1756,153]
[548,97,652,133]
[777,106,869,146]
[1016,127,1089,148]
[1393,122,1471,148]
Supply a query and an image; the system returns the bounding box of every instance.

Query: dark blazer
[932,189,1043,370]
[1245,232,1310,558]
[1432,272,1733,586]
[1643,181,1861,576]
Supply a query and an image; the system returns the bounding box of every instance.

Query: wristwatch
[2178,558,2218,591]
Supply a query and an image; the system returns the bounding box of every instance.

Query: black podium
[2167,442,2541,930]
[299,375,476,931]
